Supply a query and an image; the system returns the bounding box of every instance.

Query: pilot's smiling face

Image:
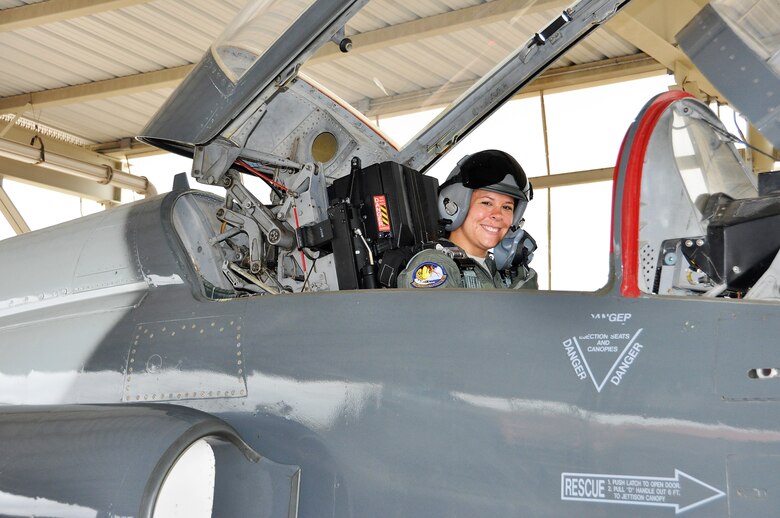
[450,189,514,257]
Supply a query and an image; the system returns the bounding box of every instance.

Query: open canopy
[138,0,632,180]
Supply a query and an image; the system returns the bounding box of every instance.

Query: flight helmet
[438,149,532,232]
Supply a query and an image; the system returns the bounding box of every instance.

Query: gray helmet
[438,149,532,232]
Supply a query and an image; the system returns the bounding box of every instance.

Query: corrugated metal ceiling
[0,0,641,147]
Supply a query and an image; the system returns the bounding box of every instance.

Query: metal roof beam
[89,137,163,158]
[0,137,152,195]
[0,65,193,115]
[0,157,121,204]
[13,52,664,155]
[529,167,613,190]
[0,0,569,115]
[363,53,664,117]
[310,0,570,64]
[0,0,153,32]
[529,53,664,92]
[102,53,663,154]
[0,176,31,234]
[1,125,124,170]
[604,0,719,98]
[0,126,141,201]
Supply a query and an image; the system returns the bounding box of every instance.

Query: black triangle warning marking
[573,328,643,392]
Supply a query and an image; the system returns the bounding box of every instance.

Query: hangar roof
[0,0,710,151]
[0,0,725,221]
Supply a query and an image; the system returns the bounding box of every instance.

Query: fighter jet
[1,0,779,516]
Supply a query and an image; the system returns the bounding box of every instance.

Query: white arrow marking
[561,470,725,514]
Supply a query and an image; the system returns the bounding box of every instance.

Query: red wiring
[235,159,289,192]
[234,159,306,274]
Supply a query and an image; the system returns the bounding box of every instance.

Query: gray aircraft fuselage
[2,188,777,516]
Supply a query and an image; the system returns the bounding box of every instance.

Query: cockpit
[621,93,780,299]
[143,0,780,301]
[141,0,569,296]
[169,159,440,296]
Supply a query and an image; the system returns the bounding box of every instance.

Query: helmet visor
[459,150,528,201]
[478,175,527,201]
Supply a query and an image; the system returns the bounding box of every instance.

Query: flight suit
[396,240,537,290]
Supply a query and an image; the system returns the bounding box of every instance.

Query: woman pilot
[397,149,537,289]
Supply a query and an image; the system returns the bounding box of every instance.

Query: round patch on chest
[410,262,448,288]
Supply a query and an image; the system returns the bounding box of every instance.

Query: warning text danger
[563,339,587,380]
[610,343,643,387]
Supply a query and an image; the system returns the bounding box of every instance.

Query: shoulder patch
[410,262,448,288]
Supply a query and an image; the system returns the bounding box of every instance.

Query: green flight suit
[396,241,537,290]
